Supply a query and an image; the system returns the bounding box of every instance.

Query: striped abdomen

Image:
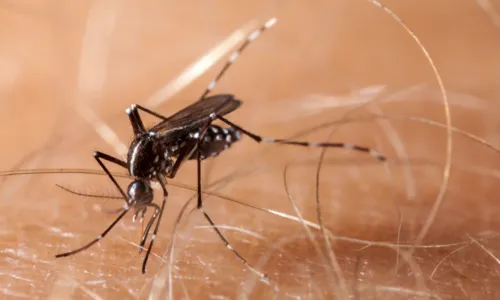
[190,125,241,160]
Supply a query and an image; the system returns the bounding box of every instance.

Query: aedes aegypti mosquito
[54,17,386,279]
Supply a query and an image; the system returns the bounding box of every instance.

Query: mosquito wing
[149,94,242,140]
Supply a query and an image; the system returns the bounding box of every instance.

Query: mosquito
[54,17,387,279]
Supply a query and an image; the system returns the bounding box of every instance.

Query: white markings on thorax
[129,140,143,176]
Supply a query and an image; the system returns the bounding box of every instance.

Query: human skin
[1,1,500,299]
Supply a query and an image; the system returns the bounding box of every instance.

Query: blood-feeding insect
[52,17,386,279]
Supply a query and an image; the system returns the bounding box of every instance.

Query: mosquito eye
[127,180,147,199]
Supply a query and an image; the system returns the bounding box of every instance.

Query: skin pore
[1,1,500,299]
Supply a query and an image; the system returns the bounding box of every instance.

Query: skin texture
[1,0,500,299]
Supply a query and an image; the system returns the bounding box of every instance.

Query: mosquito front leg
[138,203,160,254]
[141,175,168,274]
[93,151,129,203]
[55,209,129,258]
[54,152,131,259]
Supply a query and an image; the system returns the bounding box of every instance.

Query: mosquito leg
[194,134,268,280]
[126,104,170,137]
[54,152,131,258]
[198,17,277,100]
[166,118,211,180]
[141,176,168,274]
[138,203,160,254]
[196,138,203,209]
[217,116,387,161]
[55,209,129,258]
[139,122,213,272]
[200,209,268,280]
[94,151,128,168]
[132,208,146,223]
[134,104,169,121]
[126,105,146,136]
[93,151,129,202]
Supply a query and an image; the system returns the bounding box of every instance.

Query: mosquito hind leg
[216,116,387,161]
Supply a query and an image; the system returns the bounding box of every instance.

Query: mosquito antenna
[56,184,123,200]
[199,17,277,100]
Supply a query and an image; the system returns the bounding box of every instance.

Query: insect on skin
[54,17,386,280]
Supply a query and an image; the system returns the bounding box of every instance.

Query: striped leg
[141,176,168,274]
[138,203,160,254]
[55,151,131,258]
[199,17,277,100]
[217,116,387,161]
[55,210,129,258]
[194,122,269,280]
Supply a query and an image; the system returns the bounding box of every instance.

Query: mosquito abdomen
[190,125,242,160]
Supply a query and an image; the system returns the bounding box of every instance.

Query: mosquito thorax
[127,131,173,179]
[127,180,153,205]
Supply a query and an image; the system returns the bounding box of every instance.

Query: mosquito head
[127,132,174,179]
[127,179,153,206]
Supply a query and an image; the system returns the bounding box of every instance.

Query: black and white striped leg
[55,151,131,259]
[138,203,160,254]
[198,17,277,100]
[55,209,129,258]
[194,127,269,280]
[200,209,269,280]
[217,116,387,161]
[132,207,146,223]
[141,175,168,274]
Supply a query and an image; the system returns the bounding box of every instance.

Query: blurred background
[1,0,500,299]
